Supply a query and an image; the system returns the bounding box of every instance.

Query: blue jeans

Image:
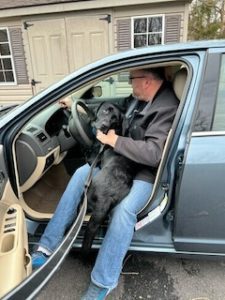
[39,163,153,290]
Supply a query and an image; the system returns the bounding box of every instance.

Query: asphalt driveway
[36,251,225,300]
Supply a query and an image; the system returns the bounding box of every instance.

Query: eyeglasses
[128,76,146,84]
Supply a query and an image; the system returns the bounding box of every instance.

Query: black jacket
[114,82,179,183]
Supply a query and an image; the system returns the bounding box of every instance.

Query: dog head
[92,102,123,134]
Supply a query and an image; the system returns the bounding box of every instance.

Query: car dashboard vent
[27,126,37,133]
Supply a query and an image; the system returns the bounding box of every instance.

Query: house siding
[0,0,81,10]
[0,86,32,104]
[114,3,187,52]
[0,1,190,104]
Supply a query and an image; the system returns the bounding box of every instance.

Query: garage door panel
[50,35,67,75]
[27,18,69,93]
[71,33,86,69]
[26,16,109,93]
[90,31,107,61]
[66,16,109,72]
[32,36,48,76]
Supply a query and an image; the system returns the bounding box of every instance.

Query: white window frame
[0,27,17,85]
[131,14,165,49]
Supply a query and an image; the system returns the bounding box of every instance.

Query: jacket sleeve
[114,104,177,167]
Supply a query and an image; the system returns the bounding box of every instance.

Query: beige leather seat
[137,67,188,218]
[173,67,188,101]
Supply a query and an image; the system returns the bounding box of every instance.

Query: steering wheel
[69,100,95,147]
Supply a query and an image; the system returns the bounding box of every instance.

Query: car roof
[108,39,225,60]
[134,39,225,53]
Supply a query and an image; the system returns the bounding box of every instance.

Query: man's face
[129,71,149,100]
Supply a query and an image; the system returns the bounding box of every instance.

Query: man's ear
[145,77,152,88]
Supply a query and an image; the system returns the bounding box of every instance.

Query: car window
[72,72,133,101]
[193,52,221,132]
[94,72,133,98]
[212,54,225,131]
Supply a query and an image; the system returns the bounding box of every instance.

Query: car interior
[0,61,189,298]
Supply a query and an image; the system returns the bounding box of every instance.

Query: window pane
[134,19,147,33]
[212,55,225,130]
[3,58,12,70]
[0,43,10,55]
[134,35,147,47]
[148,17,162,32]
[0,71,4,82]
[148,33,162,45]
[0,59,2,70]
[118,71,129,82]
[0,29,8,42]
[5,71,14,82]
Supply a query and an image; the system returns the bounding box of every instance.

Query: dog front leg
[82,207,109,258]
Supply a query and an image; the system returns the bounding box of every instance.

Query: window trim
[211,53,225,131]
[192,131,225,137]
[0,27,17,86]
[131,14,165,49]
[192,51,221,132]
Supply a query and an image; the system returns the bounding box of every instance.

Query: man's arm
[97,104,177,167]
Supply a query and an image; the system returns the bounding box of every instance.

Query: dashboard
[15,103,76,192]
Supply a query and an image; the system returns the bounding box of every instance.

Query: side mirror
[92,86,102,97]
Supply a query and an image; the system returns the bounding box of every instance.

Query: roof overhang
[0,0,192,19]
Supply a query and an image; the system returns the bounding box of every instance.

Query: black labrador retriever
[82,102,137,256]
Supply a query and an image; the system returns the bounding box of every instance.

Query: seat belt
[122,97,138,136]
[84,144,105,194]
[125,97,138,119]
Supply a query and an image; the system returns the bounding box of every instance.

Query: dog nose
[92,120,109,134]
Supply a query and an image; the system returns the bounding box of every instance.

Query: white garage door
[26,16,110,93]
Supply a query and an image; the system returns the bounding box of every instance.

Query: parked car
[0,40,225,299]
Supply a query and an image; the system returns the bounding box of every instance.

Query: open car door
[0,155,31,298]
[0,164,87,299]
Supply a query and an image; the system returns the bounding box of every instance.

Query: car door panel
[0,144,31,298]
[1,195,87,300]
[174,134,225,253]
[0,140,86,299]
[0,203,31,298]
[173,50,225,254]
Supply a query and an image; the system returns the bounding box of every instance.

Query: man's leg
[32,163,99,267]
[82,180,153,299]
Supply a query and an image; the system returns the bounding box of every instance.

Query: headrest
[173,68,188,101]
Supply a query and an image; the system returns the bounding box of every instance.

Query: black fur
[82,102,137,256]
[84,102,123,166]
[93,102,123,134]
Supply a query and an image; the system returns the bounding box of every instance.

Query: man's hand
[96,129,118,148]
[59,96,72,108]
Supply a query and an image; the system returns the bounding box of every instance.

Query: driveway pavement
[36,251,225,300]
